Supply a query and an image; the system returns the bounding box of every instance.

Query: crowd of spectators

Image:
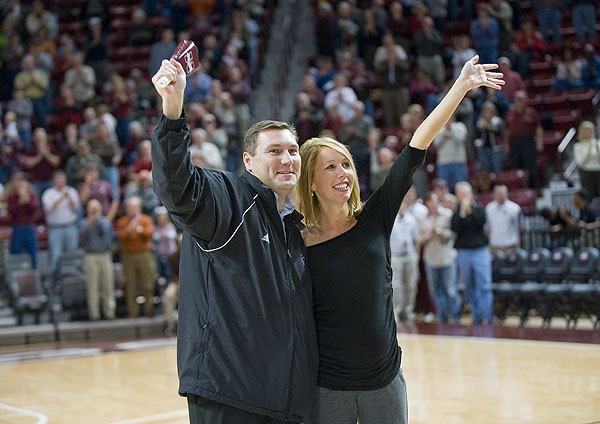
[0,0,599,325]
[0,0,265,322]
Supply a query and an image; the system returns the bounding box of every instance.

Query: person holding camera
[79,198,115,320]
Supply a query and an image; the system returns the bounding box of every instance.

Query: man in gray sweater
[79,198,115,320]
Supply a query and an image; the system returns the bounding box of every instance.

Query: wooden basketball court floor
[0,329,599,424]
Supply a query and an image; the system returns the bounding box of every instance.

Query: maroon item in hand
[157,40,200,88]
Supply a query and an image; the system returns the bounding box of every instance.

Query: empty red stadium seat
[490,169,529,190]
[567,88,597,117]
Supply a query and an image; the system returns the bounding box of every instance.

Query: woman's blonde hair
[577,120,596,141]
[296,137,363,233]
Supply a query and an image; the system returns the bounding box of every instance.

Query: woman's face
[482,107,494,119]
[311,147,355,206]
[581,126,594,140]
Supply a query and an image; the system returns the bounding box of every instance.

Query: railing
[521,215,600,251]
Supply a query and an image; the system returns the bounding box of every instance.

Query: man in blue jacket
[151,59,318,423]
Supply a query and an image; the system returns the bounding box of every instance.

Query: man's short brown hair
[243,120,298,156]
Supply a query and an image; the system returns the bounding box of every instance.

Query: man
[151,59,317,423]
[323,74,358,123]
[116,196,155,318]
[7,171,40,268]
[504,90,544,188]
[79,198,115,320]
[485,185,522,252]
[65,139,104,187]
[557,189,598,230]
[41,170,80,284]
[13,54,49,128]
[451,181,493,325]
[417,192,461,323]
[433,114,469,191]
[78,163,118,222]
[497,57,525,102]
[63,52,96,106]
[22,127,61,196]
[390,199,420,323]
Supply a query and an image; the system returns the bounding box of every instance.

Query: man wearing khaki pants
[80,199,115,320]
[116,196,156,318]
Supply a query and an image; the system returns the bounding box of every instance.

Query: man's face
[494,186,508,204]
[53,173,66,190]
[243,129,300,197]
[456,186,472,204]
[126,199,141,217]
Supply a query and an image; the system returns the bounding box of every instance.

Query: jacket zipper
[284,245,294,421]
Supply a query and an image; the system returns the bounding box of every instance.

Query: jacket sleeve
[151,112,233,243]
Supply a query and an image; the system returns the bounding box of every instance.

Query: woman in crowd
[295,56,503,424]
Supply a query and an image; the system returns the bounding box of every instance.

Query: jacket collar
[240,171,305,228]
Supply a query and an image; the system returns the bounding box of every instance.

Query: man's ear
[242,152,252,173]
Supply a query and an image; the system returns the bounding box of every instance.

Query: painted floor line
[106,409,188,424]
[0,403,48,424]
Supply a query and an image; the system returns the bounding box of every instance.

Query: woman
[475,100,505,173]
[296,56,503,424]
[574,120,600,199]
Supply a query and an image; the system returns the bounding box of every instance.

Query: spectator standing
[189,128,224,170]
[433,115,469,190]
[65,140,104,187]
[22,128,60,196]
[84,16,109,82]
[7,172,40,268]
[475,101,505,173]
[24,0,58,40]
[78,163,118,222]
[470,4,499,64]
[581,43,600,89]
[132,139,152,174]
[6,89,33,151]
[504,90,544,188]
[80,198,116,320]
[324,74,358,123]
[153,206,178,281]
[485,185,522,252]
[497,56,526,102]
[149,28,176,76]
[572,0,596,41]
[13,54,49,128]
[536,0,561,43]
[374,34,410,127]
[126,8,155,46]
[573,120,600,199]
[414,16,445,89]
[417,192,461,323]
[63,52,96,106]
[117,196,156,318]
[390,199,420,323]
[451,181,493,325]
[42,170,80,283]
[184,62,213,104]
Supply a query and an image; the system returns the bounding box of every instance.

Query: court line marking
[106,409,187,424]
[0,348,103,365]
[400,332,600,349]
[0,403,48,423]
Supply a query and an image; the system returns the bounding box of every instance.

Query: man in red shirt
[504,90,544,188]
[498,57,526,102]
[7,172,40,268]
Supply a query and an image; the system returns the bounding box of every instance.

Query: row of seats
[2,249,160,325]
[491,247,600,329]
